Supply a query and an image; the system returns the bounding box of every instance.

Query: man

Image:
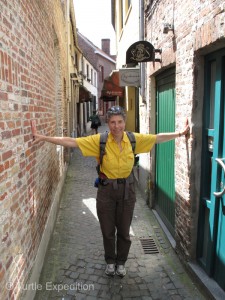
[89,110,101,134]
[34,106,189,277]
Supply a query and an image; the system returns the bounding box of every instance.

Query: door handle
[214,158,225,197]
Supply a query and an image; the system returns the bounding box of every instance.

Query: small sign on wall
[119,68,140,87]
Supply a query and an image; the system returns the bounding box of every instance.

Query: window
[91,69,93,84]
[75,52,78,67]
[86,64,89,79]
[94,72,97,87]
[99,65,104,82]
[81,58,84,74]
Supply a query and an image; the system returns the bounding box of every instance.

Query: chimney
[101,39,110,55]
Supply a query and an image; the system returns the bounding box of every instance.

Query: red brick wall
[145,0,225,259]
[0,0,68,298]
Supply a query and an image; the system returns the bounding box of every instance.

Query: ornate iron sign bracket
[126,41,161,65]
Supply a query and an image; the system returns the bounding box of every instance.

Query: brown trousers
[96,181,136,265]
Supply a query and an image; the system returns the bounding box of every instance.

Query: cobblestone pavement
[34,125,206,300]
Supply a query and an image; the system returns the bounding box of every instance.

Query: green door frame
[155,68,176,236]
[198,48,225,290]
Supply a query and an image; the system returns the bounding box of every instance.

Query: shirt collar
[108,132,130,143]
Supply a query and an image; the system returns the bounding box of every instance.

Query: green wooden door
[198,48,225,291]
[155,69,175,235]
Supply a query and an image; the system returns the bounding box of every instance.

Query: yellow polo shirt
[76,132,156,179]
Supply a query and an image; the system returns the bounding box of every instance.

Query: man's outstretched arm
[156,124,190,144]
[33,133,78,148]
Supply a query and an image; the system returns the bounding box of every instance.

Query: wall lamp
[163,23,174,34]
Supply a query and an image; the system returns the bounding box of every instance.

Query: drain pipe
[139,0,146,103]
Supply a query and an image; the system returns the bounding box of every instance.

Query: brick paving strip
[34,141,206,300]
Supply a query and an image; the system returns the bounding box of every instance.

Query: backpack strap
[99,131,109,165]
[126,131,136,154]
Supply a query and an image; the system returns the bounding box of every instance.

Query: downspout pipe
[139,0,146,103]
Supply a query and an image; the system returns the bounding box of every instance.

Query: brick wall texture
[0,0,69,298]
[145,0,225,259]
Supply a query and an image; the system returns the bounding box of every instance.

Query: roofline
[77,31,116,63]
[94,50,116,63]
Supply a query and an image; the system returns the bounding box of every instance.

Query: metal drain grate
[140,237,159,254]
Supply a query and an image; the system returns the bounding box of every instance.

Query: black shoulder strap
[126,131,136,153]
[99,131,108,165]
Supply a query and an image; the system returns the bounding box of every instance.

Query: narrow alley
[34,125,206,300]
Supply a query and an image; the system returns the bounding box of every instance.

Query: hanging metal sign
[126,41,161,64]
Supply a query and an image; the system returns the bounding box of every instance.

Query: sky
[73,0,116,54]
